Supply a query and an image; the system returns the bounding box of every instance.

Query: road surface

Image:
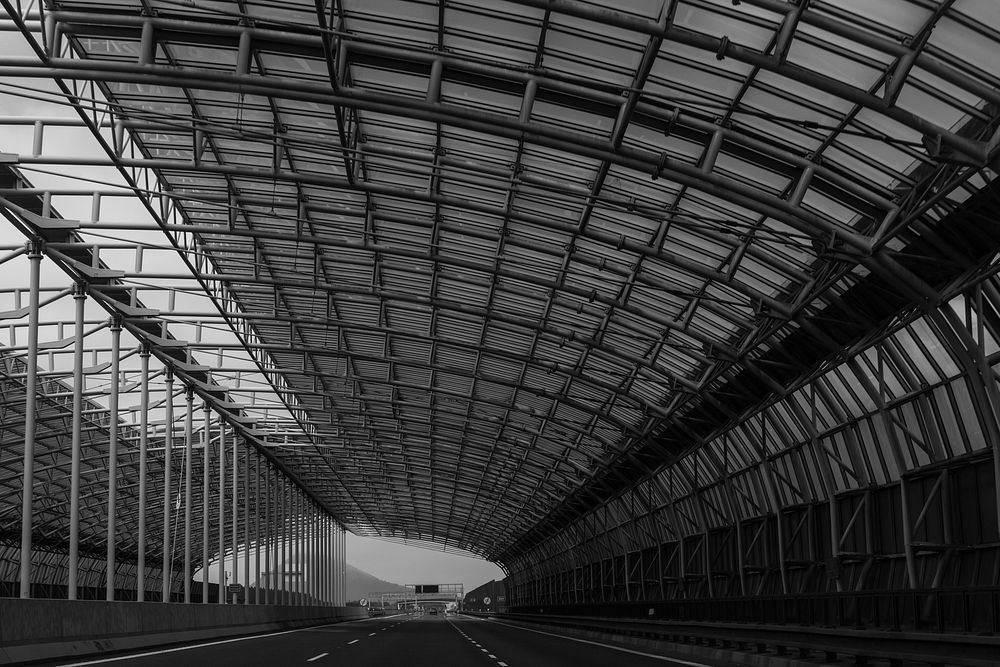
[42,612,745,666]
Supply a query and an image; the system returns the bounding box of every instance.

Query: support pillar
[161,369,174,602]
[137,343,150,601]
[68,282,86,600]
[264,462,272,604]
[106,316,122,601]
[217,419,225,604]
[183,387,194,603]
[281,477,288,605]
[231,435,238,599]
[202,403,210,604]
[243,446,250,605]
[254,451,261,603]
[19,240,42,599]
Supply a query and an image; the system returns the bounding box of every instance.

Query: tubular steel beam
[137,342,150,602]
[18,239,42,599]
[68,282,85,600]
[105,316,121,601]
[162,369,174,603]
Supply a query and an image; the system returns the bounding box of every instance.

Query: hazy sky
[2,27,507,599]
[345,532,505,593]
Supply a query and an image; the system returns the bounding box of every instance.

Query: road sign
[483,597,491,605]
[360,598,369,607]
[227,584,242,593]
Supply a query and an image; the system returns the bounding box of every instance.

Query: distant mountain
[346,563,408,602]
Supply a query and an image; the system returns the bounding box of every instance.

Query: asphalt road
[46,612,744,667]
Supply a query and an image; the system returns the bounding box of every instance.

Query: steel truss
[0,0,998,613]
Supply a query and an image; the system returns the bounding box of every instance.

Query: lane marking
[307,653,328,662]
[55,627,316,666]
[369,633,377,636]
[490,619,713,666]
[348,640,360,645]
[498,663,508,666]
[488,655,496,659]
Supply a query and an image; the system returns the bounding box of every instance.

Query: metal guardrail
[497,589,1000,666]
[495,611,1000,667]
[511,587,1000,635]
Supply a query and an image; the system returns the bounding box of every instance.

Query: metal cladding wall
[463,579,507,614]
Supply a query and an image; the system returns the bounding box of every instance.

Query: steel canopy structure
[1,0,1000,609]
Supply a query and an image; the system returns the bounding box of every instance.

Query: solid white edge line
[489,619,712,667]
[55,627,305,666]
[306,652,329,662]
[56,616,377,666]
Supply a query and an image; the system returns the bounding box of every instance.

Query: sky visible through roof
[0,16,503,594]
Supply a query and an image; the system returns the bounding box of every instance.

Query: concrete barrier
[0,599,368,665]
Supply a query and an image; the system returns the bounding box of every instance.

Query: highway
[39,613,743,667]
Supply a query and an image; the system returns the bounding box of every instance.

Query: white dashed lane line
[347,640,359,645]
[306,653,328,662]
[450,619,508,665]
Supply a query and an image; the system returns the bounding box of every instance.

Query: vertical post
[183,387,194,603]
[231,435,238,597]
[327,517,332,606]
[243,447,250,605]
[106,316,122,601]
[281,477,288,605]
[202,404,210,603]
[217,421,226,604]
[322,516,328,605]
[877,346,918,589]
[19,240,42,599]
[310,504,315,604]
[162,369,174,602]
[68,282,86,600]
[340,525,345,606]
[254,451,261,603]
[137,343,150,601]
[294,491,300,605]
[264,462,271,604]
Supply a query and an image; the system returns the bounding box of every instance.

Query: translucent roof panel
[0,0,998,564]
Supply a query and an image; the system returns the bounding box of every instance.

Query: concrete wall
[0,599,368,665]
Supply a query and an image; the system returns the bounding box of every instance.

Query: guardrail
[511,587,1000,635]
[494,611,1000,666]
[498,588,1000,666]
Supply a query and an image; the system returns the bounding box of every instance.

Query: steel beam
[68,282,85,600]
[18,239,42,599]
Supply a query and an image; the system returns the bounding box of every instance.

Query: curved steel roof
[1,0,999,568]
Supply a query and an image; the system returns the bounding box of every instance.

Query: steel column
[243,445,250,605]
[183,386,194,603]
[264,462,272,604]
[18,240,42,599]
[231,435,238,600]
[68,282,85,600]
[137,342,150,601]
[161,369,174,602]
[105,317,121,601]
[293,492,299,605]
[254,450,261,603]
[217,418,225,603]
[201,403,210,604]
[279,475,287,605]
